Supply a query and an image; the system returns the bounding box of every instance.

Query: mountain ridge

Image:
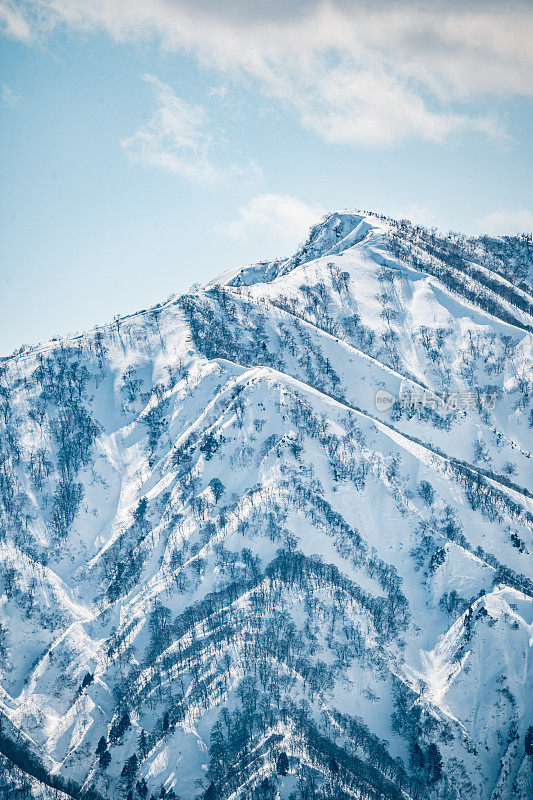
[5,208,532,363]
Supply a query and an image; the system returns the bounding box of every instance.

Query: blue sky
[1,1,532,355]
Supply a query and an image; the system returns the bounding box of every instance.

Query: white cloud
[4,1,533,146]
[0,1,32,41]
[220,194,325,241]
[121,74,220,182]
[122,74,260,182]
[207,85,229,99]
[474,208,533,236]
[1,82,21,106]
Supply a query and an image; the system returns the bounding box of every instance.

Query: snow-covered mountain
[0,210,532,800]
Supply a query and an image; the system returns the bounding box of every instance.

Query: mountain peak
[304,208,390,252]
[211,208,390,289]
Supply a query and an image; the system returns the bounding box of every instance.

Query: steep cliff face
[0,211,532,800]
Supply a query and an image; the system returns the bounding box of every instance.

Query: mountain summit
[0,211,532,800]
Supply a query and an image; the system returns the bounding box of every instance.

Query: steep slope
[0,211,531,800]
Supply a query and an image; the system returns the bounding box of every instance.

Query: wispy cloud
[0,1,32,41]
[1,81,21,106]
[220,194,324,241]
[121,74,220,183]
[474,208,533,235]
[122,74,260,183]
[207,85,229,99]
[391,201,448,231]
[4,1,533,146]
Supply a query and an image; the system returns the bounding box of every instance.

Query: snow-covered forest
[0,211,532,800]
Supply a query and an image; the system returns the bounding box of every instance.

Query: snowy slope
[0,211,531,800]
